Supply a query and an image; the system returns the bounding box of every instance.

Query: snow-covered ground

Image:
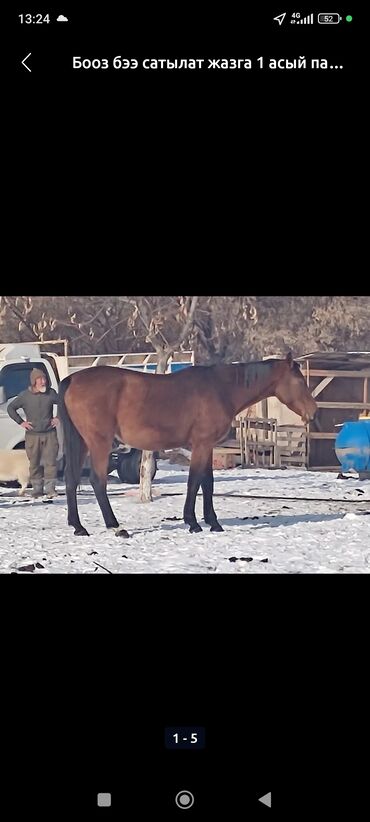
[0,463,369,574]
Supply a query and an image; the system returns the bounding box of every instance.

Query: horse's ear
[286,352,294,369]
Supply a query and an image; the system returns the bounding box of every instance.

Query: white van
[0,343,59,449]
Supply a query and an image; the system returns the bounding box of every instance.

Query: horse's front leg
[201,452,224,532]
[183,446,212,533]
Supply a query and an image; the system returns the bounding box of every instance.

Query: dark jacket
[7,387,59,433]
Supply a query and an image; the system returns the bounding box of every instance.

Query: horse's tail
[58,375,85,486]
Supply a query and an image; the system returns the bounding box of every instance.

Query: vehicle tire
[117,449,157,484]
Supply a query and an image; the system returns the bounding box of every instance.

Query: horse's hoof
[74,527,89,536]
[189,524,202,533]
[115,527,130,538]
[210,523,224,532]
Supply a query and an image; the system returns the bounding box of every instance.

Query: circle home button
[175,790,195,809]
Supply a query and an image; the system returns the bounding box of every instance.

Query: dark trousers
[25,430,59,493]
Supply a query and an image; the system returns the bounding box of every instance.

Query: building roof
[296,351,370,369]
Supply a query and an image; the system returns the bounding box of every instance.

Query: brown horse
[58,353,317,537]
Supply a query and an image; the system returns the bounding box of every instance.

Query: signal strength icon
[297,13,314,24]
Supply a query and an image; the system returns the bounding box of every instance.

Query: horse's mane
[232,358,280,387]
[190,357,301,386]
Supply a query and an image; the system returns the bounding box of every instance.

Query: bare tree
[193,296,370,362]
[193,296,258,361]
[118,296,199,501]
[0,296,137,354]
[3,295,369,361]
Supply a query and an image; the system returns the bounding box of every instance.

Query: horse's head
[274,353,317,424]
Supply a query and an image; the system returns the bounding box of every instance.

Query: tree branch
[174,296,199,346]
[2,297,39,339]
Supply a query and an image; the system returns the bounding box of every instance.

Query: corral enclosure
[254,352,370,470]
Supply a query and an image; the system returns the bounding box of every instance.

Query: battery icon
[317,13,342,23]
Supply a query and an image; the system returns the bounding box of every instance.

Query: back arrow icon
[273,13,286,25]
[22,52,32,72]
[258,792,271,808]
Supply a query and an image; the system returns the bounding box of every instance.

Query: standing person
[7,368,60,499]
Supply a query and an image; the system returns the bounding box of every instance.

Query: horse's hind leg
[66,442,89,535]
[67,488,88,535]
[201,452,224,532]
[89,440,129,538]
[184,445,213,533]
[90,465,120,531]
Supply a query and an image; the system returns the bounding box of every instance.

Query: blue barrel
[335,419,370,473]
